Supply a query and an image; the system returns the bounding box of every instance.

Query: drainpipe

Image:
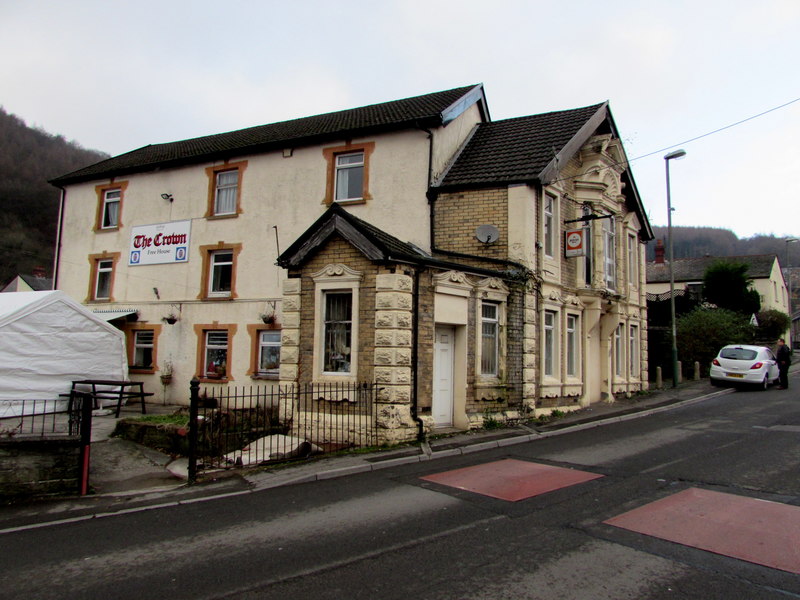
[53,187,66,290]
[411,265,425,441]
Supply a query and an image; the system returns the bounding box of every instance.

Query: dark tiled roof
[52,85,481,185]
[646,254,778,284]
[439,103,605,187]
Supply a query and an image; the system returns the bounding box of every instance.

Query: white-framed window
[258,330,281,376]
[101,189,121,229]
[323,291,353,373]
[629,324,640,377]
[627,233,638,287]
[335,152,364,201]
[566,314,578,377]
[214,170,239,215]
[544,193,556,258]
[204,331,228,378]
[615,323,624,376]
[209,250,233,297]
[133,330,154,369]
[480,302,499,376]
[603,217,616,290]
[544,310,557,377]
[95,259,113,300]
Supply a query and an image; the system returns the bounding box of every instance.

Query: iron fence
[188,381,380,479]
[0,396,87,438]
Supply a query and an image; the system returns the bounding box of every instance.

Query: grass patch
[127,414,189,426]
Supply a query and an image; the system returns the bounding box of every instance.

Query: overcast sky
[2,0,798,239]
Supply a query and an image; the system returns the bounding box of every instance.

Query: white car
[709,345,780,390]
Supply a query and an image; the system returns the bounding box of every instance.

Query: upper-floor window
[205,161,247,218]
[322,142,375,205]
[323,291,353,374]
[209,250,233,297]
[88,252,120,302]
[480,302,499,376]
[214,170,239,215]
[544,193,556,258]
[198,243,242,300]
[603,217,616,291]
[94,182,128,231]
[628,233,638,287]
[102,189,121,229]
[336,152,364,202]
[95,259,113,300]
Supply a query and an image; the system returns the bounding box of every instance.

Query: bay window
[480,302,499,376]
[544,310,557,377]
[323,291,353,373]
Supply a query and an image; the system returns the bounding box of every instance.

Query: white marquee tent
[0,291,128,417]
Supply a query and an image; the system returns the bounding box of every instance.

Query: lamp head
[664,149,687,161]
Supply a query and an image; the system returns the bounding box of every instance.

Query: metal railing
[0,396,86,438]
[188,380,380,481]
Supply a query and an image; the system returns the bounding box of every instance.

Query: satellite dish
[475,224,499,244]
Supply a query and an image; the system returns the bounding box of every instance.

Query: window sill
[94,227,120,233]
[333,198,366,206]
[202,295,234,301]
[129,368,156,375]
[251,374,279,381]
[199,376,230,384]
[206,213,239,220]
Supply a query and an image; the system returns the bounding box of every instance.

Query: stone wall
[0,437,80,498]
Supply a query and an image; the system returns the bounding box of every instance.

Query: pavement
[1,371,795,532]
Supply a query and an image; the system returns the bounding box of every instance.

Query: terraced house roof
[439,102,607,188]
[646,254,779,284]
[51,85,483,185]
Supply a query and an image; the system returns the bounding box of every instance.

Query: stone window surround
[197,242,243,301]
[93,181,128,232]
[246,323,281,380]
[474,277,510,385]
[125,323,163,374]
[204,160,248,219]
[311,264,362,382]
[87,251,121,302]
[193,322,237,383]
[322,142,375,206]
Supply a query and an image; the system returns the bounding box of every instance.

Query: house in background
[1,267,52,293]
[50,84,652,443]
[646,247,790,314]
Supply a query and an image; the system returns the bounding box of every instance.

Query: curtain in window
[215,171,238,214]
[324,292,352,372]
[104,200,119,228]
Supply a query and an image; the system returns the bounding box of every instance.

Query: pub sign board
[129,220,191,266]
[565,228,586,258]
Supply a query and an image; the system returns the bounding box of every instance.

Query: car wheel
[710,378,723,388]
[759,375,769,391]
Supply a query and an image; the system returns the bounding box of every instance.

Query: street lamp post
[665,149,687,388]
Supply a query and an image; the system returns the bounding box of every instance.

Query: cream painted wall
[56,118,479,396]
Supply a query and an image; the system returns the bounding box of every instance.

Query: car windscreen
[720,348,758,360]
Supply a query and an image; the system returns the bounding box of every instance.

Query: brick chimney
[654,239,665,264]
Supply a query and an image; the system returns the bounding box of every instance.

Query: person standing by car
[776,338,791,389]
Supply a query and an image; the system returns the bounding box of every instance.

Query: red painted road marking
[420,458,603,502]
[605,487,800,574]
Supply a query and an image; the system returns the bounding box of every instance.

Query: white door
[433,326,454,427]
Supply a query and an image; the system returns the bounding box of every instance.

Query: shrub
[677,307,754,376]
[755,309,791,343]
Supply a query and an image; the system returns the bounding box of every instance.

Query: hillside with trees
[0,107,108,285]
[646,226,799,266]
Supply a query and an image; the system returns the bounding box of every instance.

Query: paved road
[2,376,799,599]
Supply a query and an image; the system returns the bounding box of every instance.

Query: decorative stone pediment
[475,277,510,302]
[311,264,362,283]
[433,270,474,298]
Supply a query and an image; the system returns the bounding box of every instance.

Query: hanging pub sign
[565,228,586,258]
[129,220,191,266]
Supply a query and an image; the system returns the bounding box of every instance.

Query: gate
[187,380,380,480]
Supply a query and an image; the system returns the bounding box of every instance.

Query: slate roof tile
[646,254,778,283]
[52,85,479,185]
